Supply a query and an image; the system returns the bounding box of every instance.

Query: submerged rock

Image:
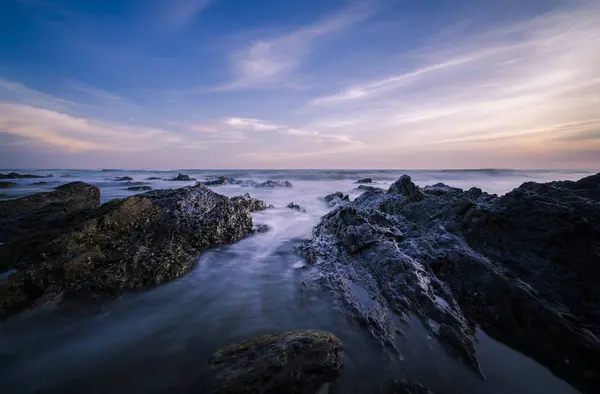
[114,176,133,181]
[357,185,383,192]
[287,202,306,212]
[0,182,16,189]
[126,186,152,191]
[324,191,349,207]
[390,381,433,394]
[171,173,195,181]
[32,181,49,185]
[201,177,293,188]
[0,172,47,179]
[0,183,266,317]
[298,173,600,393]
[145,177,161,180]
[356,178,373,184]
[205,330,343,394]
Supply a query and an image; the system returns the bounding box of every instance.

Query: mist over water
[1,169,592,394]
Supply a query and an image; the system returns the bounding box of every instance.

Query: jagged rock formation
[298,174,600,393]
[0,182,266,317]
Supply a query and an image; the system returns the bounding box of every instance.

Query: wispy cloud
[216,3,378,91]
[303,1,600,162]
[162,0,212,28]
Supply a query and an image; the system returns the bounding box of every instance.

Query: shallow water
[1,169,593,394]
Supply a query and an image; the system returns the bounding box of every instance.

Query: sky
[0,0,599,169]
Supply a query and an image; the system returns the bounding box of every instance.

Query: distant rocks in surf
[32,181,50,185]
[114,176,133,181]
[145,177,161,180]
[200,176,293,188]
[122,181,150,186]
[297,172,600,393]
[204,330,343,394]
[0,182,16,189]
[0,172,50,179]
[126,186,152,191]
[356,185,383,192]
[0,182,267,318]
[170,173,195,181]
[252,223,270,234]
[0,193,8,198]
[324,191,349,206]
[355,177,373,184]
[287,202,306,212]
[60,173,75,178]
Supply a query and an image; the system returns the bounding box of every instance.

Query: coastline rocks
[126,186,152,191]
[33,181,49,185]
[205,330,343,394]
[252,223,270,234]
[0,183,266,317]
[145,177,161,180]
[298,173,600,392]
[0,182,16,189]
[391,381,433,394]
[201,177,293,188]
[171,173,195,181]
[357,185,383,192]
[0,172,47,179]
[324,191,349,207]
[114,176,133,181]
[356,178,373,184]
[287,202,306,212]
[230,193,267,212]
[0,194,8,198]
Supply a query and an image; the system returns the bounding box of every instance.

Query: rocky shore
[0,182,267,317]
[298,173,600,393]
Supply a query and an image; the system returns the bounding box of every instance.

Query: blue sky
[1,0,599,169]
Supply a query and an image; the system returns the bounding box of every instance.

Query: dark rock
[0,183,264,317]
[356,178,373,183]
[324,192,349,207]
[298,173,600,393]
[171,173,195,181]
[205,330,343,394]
[0,172,46,179]
[127,186,152,191]
[32,181,49,185]
[230,193,267,212]
[258,180,292,188]
[252,224,270,234]
[145,177,161,180]
[357,185,383,192]
[201,177,293,188]
[60,173,74,178]
[390,380,433,394]
[202,176,236,186]
[287,202,306,212]
[0,182,16,189]
[0,194,9,198]
[122,181,150,186]
[114,176,133,181]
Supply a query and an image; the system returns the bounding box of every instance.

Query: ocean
[0,169,594,394]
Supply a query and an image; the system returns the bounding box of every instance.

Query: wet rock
[0,194,9,198]
[115,176,133,181]
[32,181,49,185]
[202,176,237,186]
[60,173,74,178]
[171,173,195,181]
[356,178,373,183]
[252,223,270,234]
[0,183,264,317]
[122,181,150,186]
[126,186,152,191]
[298,173,600,393]
[230,193,267,212]
[257,180,292,188]
[145,177,161,180]
[357,185,383,192]
[390,380,433,394]
[205,330,343,394]
[0,182,16,189]
[324,192,349,207]
[287,202,306,212]
[0,172,47,179]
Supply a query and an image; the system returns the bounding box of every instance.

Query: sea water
[0,169,593,394]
